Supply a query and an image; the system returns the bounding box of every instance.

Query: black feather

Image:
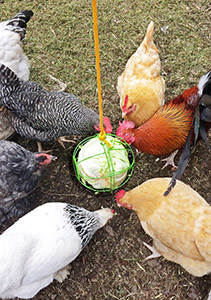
[164,70,211,196]
[5,10,34,41]
[164,129,192,196]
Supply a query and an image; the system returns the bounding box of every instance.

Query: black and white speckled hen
[0,140,56,219]
[0,63,112,148]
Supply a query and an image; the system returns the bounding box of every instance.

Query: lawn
[0,0,210,299]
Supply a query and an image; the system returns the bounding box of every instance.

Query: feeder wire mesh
[72,134,135,192]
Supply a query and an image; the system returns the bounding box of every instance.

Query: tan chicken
[117,21,165,127]
[115,177,211,277]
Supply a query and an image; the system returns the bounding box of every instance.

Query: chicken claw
[161,150,178,169]
[143,242,161,261]
[54,267,70,283]
[0,106,6,113]
[57,136,78,148]
[37,142,53,153]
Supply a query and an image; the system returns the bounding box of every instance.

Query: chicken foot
[37,142,53,153]
[0,106,6,113]
[57,136,78,148]
[54,266,70,283]
[161,150,178,169]
[143,242,161,261]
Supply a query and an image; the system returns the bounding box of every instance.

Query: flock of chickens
[0,9,210,300]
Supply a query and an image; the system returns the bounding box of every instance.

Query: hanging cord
[92,0,111,148]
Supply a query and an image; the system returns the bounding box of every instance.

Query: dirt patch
[1,130,210,300]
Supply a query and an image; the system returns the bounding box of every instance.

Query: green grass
[0,1,210,299]
[0,0,210,104]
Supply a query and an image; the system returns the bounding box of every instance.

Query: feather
[0,140,55,220]
[0,63,112,142]
[0,203,114,299]
[164,129,192,196]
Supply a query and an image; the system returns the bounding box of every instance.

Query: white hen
[0,202,114,299]
[0,10,33,139]
[0,10,33,82]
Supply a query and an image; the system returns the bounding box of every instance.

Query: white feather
[197,71,211,97]
[0,21,30,81]
[0,203,84,299]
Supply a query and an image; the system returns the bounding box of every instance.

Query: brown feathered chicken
[117,21,165,127]
[116,71,211,171]
[115,178,211,277]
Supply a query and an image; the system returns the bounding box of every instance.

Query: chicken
[0,10,33,83]
[115,177,211,277]
[0,140,56,220]
[116,71,211,168]
[117,21,165,127]
[164,71,211,195]
[0,202,114,299]
[0,63,112,149]
[0,10,33,139]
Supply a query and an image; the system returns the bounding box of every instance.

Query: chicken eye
[125,133,128,136]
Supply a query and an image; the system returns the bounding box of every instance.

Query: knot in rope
[99,131,112,147]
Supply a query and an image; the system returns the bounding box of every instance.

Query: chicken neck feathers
[130,100,194,156]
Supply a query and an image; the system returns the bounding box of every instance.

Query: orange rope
[92,0,111,148]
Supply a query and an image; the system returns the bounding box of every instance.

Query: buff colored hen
[117,21,165,127]
[115,178,211,277]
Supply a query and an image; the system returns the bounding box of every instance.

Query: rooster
[0,10,33,139]
[0,64,112,150]
[0,202,114,299]
[115,178,211,278]
[0,140,56,220]
[116,71,211,169]
[117,21,165,127]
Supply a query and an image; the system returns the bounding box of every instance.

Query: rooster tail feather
[0,64,20,90]
[164,129,192,196]
[196,70,211,146]
[199,121,210,150]
[5,10,34,41]
[193,106,200,144]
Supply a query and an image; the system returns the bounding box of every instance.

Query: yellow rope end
[99,131,112,148]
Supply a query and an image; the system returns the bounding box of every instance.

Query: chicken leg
[143,242,161,261]
[161,150,178,169]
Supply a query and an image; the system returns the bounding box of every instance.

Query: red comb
[115,189,126,204]
[122,95,129,112]
[103,116,112,133]
[116,120,135,137]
